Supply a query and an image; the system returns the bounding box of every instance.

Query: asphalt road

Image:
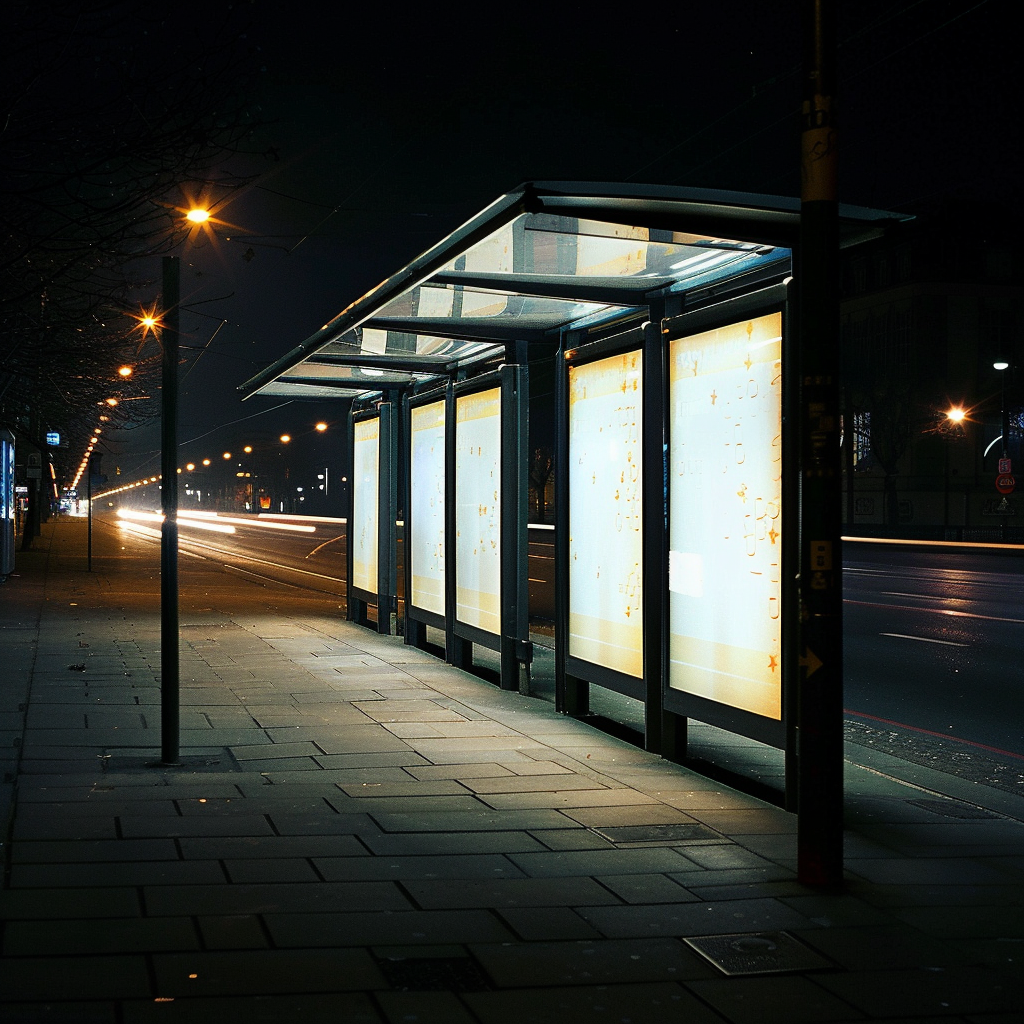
[102,508,1024,759]
[843,541,1024,758]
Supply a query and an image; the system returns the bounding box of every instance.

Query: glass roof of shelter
[242,182,909,401]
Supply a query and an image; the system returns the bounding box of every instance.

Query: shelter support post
[796,0,843,888]
[160,255,181,765]
[500,361,531,692]
[377,400,399,636]
[642,319,665,753]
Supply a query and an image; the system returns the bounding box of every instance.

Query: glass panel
[259,382,371,399]
[568,350,643,678]
[449,211,773,284]
[668,312,783,720]
[455,387,501,634]
[352,417,380,596]
[379,285,611,325]
[284,363,424,386]
[410,400,446,616]
[362,328,388,354]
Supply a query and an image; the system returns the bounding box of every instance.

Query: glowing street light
[315,422,328,432]
[946,406,966,425]
[118,365,134,378]
[280,434,291,444]
[186,207,210,224]
[993,361,1011,461]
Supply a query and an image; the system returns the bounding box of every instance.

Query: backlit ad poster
[352,417,380,595]
[668,312,783,719]
[568,350,643,677]
[455,388,501,634]
[410,400,446,616]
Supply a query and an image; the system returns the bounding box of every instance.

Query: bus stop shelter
[241,180,907,877]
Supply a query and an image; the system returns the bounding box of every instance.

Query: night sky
[103,0,1018,483]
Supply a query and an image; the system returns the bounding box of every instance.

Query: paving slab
[577,896,817,938]
[3,916,201,955]
[463,982,723,1024]
[264,909,516,947]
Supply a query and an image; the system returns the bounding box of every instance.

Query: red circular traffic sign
[995,473,1016,494]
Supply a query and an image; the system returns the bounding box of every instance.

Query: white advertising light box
[409,399,446,616]
[668,312,783,719]
[352,416,380,596]
[568,350,644,678]
[455,387,502,634]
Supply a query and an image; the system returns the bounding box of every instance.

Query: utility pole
[161,256,181,765]
[797,0,844,888]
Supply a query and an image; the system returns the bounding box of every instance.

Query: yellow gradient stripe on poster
[568,350,643,677]
[410,400,446,616]
[455,388,501,634]
[352,417,379,596]
[668,312,782,719]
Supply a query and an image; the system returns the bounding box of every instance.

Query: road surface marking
[844,598,1024,625]
[223,564,301,589]
[879,632,968,647]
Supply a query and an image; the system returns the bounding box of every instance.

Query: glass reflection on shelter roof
[317,213,779,374]
[242,181,907,402]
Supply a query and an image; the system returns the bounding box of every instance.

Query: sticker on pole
[998,457,1012,474]
[995,473,1015,495]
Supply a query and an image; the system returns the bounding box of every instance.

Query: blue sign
[46,431,60,446]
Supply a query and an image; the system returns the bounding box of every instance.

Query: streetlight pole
[797,0,843,889]
[994,361,1010,460]
[161,256,180,765]
[993,361,1010,541]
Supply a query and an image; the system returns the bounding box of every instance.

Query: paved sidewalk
[0,518,1021,1023]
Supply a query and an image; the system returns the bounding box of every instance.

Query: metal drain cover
[592,823,722,844]
[683,931,833,976]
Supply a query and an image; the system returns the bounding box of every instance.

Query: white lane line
[176,537,346,584]
[223,564,301,589]
[306,534,345,558]
[844,598,1024,625]
[879,632,969,647]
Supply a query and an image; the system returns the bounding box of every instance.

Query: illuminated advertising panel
[568,350,643,677]
[1,434,14,577]
[352,417,380,595]
[0,437,11,522]
[668,312,783,719]
[410,399,446,615]
[455,387,501,633]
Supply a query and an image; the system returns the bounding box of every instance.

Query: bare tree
[1,2,262,459]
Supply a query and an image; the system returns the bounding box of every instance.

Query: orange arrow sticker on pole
[799,648,823,677]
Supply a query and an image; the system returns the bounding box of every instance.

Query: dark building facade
[841,204,1023,536]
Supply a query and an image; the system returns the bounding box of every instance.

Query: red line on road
[845,708,1024,762]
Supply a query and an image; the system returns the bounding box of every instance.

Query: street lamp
[994,361,1010,461]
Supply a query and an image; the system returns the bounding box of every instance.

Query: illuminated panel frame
[561,325,648,702]
[0,430,14,577]
[351,413,380,599]
[406,388,448,629]
[453,382,503,639]
[662,284,793,748]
